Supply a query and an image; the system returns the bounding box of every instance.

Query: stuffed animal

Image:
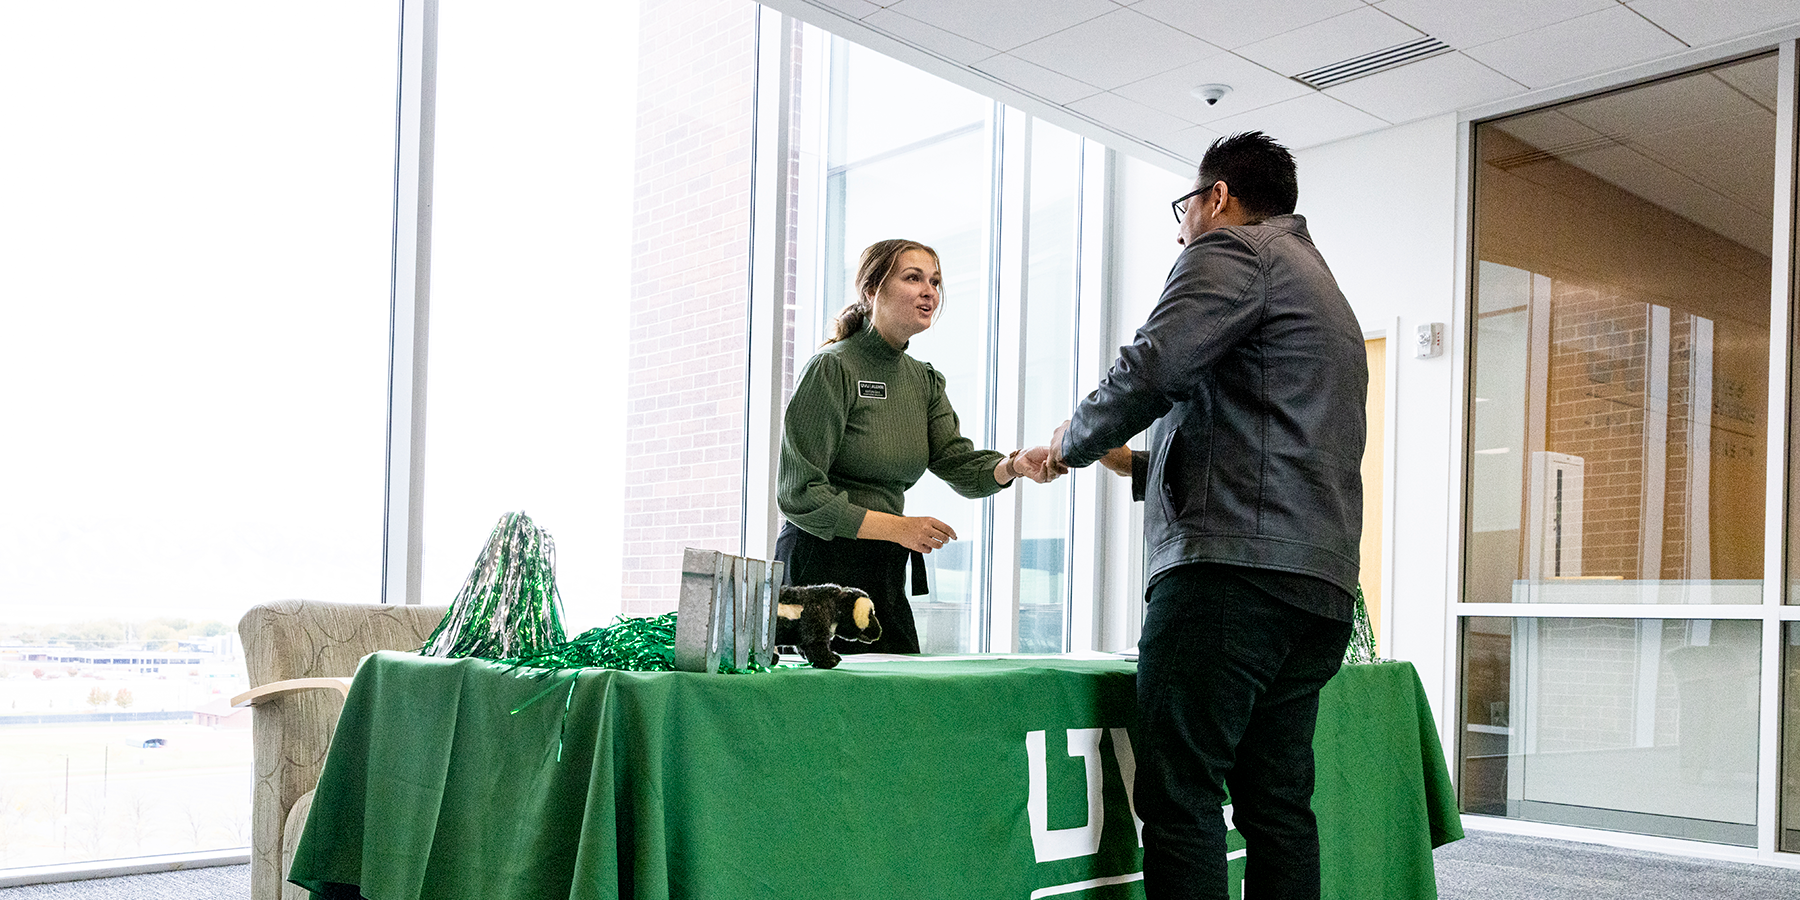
[774,583,881,669]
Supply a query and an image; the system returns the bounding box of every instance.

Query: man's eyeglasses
[1171,182,1219,223]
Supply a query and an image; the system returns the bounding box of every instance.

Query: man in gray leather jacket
[1050,132,1366,900]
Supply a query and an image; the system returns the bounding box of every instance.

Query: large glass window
[0,3,395,869]
[1461,616,1761,845]
[1467,54,1778,607]
[815,37,997,653]
[1461,53,1781,846]
[424,1,640,630]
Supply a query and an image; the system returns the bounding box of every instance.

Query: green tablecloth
[291,653,1459,900]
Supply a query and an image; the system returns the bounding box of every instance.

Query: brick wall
[1546,281,1649,578]
[623,0,758,615]
[1543,282,1709,581]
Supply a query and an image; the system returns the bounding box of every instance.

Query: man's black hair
[1198,131,1298,219]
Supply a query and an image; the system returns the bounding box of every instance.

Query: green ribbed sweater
[778,325,1008,539]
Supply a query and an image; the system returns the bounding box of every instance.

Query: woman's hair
[826,238,942,344]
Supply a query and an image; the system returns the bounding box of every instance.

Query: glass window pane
[1460,616,1761,845]
[1016,121,1083,653]
[426,1,659,625]
[0,4,395,869]
[1466,54,1778,605]
[816,38,995,653]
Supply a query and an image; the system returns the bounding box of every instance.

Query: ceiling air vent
[1292,36,1453,90]
[1487,134,1630,170]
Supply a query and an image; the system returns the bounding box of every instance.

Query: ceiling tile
[1372,0,1613,49]
[861,8,999,64]
[1205,91,1391,150]
[1630,113,1777,212]
[1153,125,1227,166]
[1067,91,1194,141]
[1463,6,1687,89]
[1111,53,1313,126]
[1712,53,1780,109]
[1129,0,1364,50]
[1627,0,1800,48]
[973,53,1103,105]
[1010,9,1222,90]
[1487,109,1605,154]
[884,0,1116,51]
[1569,144,1768,251]
[1235,6,1424,77]
[795,0,887,20]
[1324,52,1524,123]
[1556,67,1769,140]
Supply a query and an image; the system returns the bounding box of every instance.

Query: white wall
[1298,115,1463,737]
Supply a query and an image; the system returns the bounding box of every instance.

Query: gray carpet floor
[4,832,1800,897]
[1436,831,1800,899]
[0,864,247,898]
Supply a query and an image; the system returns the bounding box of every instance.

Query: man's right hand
[1047,421,1071,476]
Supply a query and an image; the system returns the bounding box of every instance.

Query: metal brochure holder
[673,548,783,673]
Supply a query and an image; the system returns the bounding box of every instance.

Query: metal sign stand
[673,548,783,673]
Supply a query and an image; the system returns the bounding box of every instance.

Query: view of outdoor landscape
[0,619,248,867]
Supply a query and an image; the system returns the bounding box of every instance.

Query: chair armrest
[231,677,354,709]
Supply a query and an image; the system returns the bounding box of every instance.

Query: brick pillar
[623,0,759,615]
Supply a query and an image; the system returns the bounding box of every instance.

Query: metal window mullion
[1446,115,1479,774]
[1760,37,1799,861]
[1453,603,1772,619]
[742,8,793,563]
[985,106,1027,654]
[381,0,437,606]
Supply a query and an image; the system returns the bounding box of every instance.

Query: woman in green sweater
[776,238,1052,655]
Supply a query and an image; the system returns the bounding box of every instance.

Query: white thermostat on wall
[1415,322,1445,359]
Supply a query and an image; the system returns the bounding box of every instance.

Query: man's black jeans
[1136,563,1353,900]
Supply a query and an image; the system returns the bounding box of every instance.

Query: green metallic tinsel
[500,613,775,759]
[422,511,567,660]
[503,613,775,675]
[1343,584,1384,665]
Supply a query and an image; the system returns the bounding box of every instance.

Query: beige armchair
[234,600,447,900]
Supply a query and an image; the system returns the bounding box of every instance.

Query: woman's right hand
[859,511,958,554]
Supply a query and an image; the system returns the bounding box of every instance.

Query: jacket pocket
[1155,416,1209,522]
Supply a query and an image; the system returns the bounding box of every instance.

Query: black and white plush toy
[774,583,881,669]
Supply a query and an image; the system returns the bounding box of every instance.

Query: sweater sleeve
[922,364,1008,499]
[777,354,868,539]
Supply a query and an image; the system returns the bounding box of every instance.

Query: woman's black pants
[773,521,920,654]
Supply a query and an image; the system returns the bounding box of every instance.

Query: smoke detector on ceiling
[1191,84,1232,106]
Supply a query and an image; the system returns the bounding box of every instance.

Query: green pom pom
[422,511,568,660]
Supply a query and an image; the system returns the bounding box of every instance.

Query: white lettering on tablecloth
[1025,727,1143,862]
[1025,728,1245,900]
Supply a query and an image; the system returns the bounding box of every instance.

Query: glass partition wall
[1461,52,1789,847]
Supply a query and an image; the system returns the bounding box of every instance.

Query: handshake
[1007,420,1132,485]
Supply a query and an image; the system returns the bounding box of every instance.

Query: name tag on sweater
[858,381,887,400]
